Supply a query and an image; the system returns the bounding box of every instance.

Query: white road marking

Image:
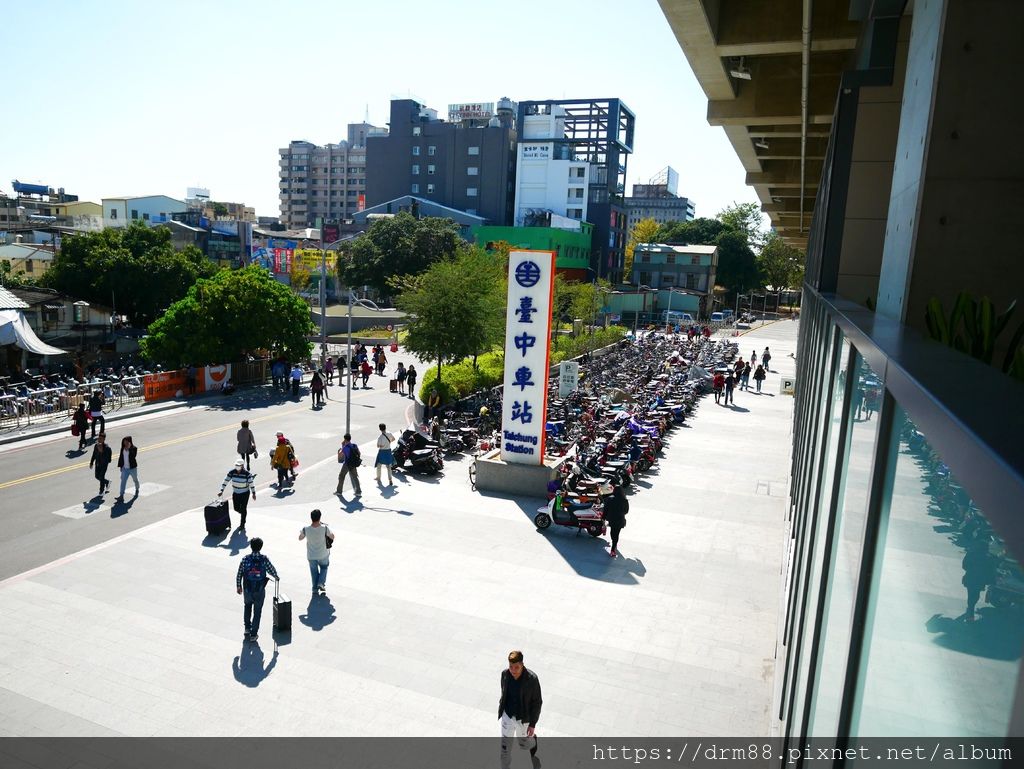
[51,482,171,519]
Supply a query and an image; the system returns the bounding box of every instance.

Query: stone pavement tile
[0,322,800,736]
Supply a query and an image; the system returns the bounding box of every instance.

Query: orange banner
[142,370,187,402]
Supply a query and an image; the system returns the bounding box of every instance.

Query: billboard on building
[520,143,552,160]
[500,250,555,465]
[448,102,494,121]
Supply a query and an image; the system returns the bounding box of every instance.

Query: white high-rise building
[512,105,589,229]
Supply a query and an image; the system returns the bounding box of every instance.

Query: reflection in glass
[808,353,880,736]
[852,407,1024,736]
[788,336,850,737]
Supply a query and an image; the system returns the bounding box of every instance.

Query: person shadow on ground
[232,640,278,687]
[110,495,137,518]
[299,596,337,631]
[220,527,249,556]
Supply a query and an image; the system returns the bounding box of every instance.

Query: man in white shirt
[298,509,335,596]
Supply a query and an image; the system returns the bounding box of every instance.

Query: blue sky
[1,0,757,220]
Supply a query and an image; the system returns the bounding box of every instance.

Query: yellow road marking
[0,403,311,491]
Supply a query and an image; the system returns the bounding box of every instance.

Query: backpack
[243,556,266,590]
[347,444,362,467]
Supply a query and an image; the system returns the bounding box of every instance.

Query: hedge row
[416,326,627,404]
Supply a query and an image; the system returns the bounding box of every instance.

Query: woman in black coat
[72,404,89,450]
[89,432,112,495]
[602,485,629,558]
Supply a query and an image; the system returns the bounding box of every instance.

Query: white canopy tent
[0,309,68,356]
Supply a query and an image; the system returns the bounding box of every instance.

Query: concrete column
[877,0,1024,331]
[834,21,909,304]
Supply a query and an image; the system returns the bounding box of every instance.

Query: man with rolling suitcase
[236,538,279,642]
[218,458,256,530]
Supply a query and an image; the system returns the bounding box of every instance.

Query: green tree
[0,261,38,288]
[41,222,218,326]
[717,201,766,251]
[396,247,505,383]
[140,265,314,366]
[290,266,313,298]
[211,202,229,217]
[657,217,727,245]
[336,212,462,294]
[758,232,805,290]
[624,217,660,280]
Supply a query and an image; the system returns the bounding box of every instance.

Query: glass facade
[781,289,1024,754]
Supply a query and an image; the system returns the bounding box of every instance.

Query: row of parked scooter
[534,332,738,536]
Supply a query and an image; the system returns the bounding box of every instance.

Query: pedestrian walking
[237,419,257,471]
[395,362,407,395]
[115,435,140,502]
[360,359,372,388]
[272,436,293,488]
[336,355,347,383]
[275,432,298,481]
[236,537,279,642]
[218,458,256,529]
[324,356,334,385]
[290,363,303,399]
[186,364,198,396]
[751,350,758,367]
[299,509,334,597]
[72,403,89,450]
[762,347,772,371]
[375,423,395,485]
[376,349,387,377]
[602,484,629,557]
[426,388,441,420]
[498,650,542,769]
[349,355,359,381]
[271,358,286,392]
[310,370,325,408]
[740,361,751,390]
[336,433,362,496]
[89,432,112,495]
[712,371,725,404]
[405,364,417,399]
[724,371,736,405]
[754,364,767,392]
[88,389,105,438]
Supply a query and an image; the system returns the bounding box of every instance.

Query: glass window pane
[808,352,882,736]
[851,406,1024,737]
[787,334,851,738]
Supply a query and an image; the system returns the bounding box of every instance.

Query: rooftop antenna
[365,104,369,123]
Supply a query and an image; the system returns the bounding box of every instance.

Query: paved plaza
[0,321,799,737]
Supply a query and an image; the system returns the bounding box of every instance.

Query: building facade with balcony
[631,243,717,293]
[278,121,387,230]
[661,0,1024,749]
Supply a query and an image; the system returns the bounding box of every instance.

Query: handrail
[806,288,1024,561]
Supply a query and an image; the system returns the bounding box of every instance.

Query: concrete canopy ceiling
[658,0,860,250]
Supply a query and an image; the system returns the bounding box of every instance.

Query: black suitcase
[273,579,291,632]
[204,500,230,534]
[389,379,398,393]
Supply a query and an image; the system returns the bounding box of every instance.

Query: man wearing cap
[218,458,256,530]
[498,650,542,768]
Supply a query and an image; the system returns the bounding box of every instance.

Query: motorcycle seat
[411,449,435,458]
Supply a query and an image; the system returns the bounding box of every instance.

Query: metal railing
[0,377,145,433]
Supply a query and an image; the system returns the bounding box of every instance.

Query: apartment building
[278,122,387,229]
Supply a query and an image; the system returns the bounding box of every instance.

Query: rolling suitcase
[389,379,398,393]
[204,499,231,534]
[273,578,291,632]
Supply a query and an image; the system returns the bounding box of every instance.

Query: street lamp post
[319,236,354,367]
[343,292,384,437]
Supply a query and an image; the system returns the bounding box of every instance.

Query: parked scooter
[394,429,444,474]
[534,488,607,538]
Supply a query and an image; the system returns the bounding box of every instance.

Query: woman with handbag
[375,423,395,485]
[271,436,292,488]
[236,419,257,471]
[299,509,335,597]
